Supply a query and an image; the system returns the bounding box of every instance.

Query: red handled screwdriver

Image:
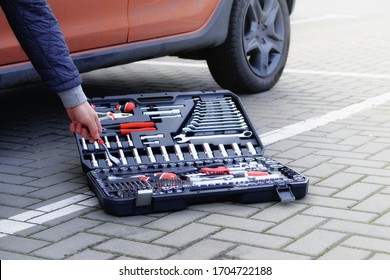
[92,101,136,113]
[116,102,136,113]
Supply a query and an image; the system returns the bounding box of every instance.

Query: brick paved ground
[1,0,390,260]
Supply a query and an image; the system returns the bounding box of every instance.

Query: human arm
[1,0,102,141]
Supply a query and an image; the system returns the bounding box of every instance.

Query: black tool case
[74,90,308,216]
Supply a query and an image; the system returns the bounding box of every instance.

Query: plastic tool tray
[75,91,309,216]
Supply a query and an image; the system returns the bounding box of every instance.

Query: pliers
[97,112,133,121]
[103,121,156,135]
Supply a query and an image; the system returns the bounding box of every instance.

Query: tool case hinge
[136,189,153,207]
[275,185,296,203]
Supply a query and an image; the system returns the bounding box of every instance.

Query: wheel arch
[206,0,292,94]
[286,0,296,14]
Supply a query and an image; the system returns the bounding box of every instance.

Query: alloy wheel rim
[242,0,285,77]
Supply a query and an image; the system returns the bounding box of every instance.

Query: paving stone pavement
[1,0,390,260]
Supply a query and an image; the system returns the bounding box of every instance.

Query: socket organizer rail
[74,91,308,216]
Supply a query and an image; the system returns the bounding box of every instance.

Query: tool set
[74,91,308,216]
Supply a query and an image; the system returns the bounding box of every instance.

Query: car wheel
[207,0,291,93]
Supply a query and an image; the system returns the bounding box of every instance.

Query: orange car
[0,0,295,94]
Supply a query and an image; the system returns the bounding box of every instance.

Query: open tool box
[75,90,308,216]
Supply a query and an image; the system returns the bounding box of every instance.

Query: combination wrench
[193,111,241,117]
[182,124,248,133]
[192,115,244,121]
[173,130,253,143]
[189,119,247,127]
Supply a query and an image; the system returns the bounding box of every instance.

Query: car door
[0,8,26,65]
[128,0,220,42]
[0,0,128,66]
[52,0,128,52]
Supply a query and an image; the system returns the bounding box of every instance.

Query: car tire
[207,0,291,93]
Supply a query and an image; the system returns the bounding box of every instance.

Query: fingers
[90,115,103,143]
[69,121,76,133]
[69,122,96,143]
[75,122,83,135]
[83,103,102,142]
[68,121,83,135]
[95,113,103,135]
[66,101,103,143]
[85,121,100,143]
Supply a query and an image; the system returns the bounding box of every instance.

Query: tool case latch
[136,189,153,207]
[275,185,296,203]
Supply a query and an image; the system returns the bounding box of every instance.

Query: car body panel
[129,0,220,42]
[0,0,128,66]
[53,0,128,53]
[0,0,294,91]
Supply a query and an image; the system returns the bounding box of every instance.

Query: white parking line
[285,69,390,80]
[261,91,390,145]
[2,63,390,238]
[0,194,92,236]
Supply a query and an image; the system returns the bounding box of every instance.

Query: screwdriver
[115,102,136,113]
[92,101,136,113]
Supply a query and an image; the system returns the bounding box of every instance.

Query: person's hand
[66,101,102,143]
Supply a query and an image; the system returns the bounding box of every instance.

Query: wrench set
[74,91,308,216]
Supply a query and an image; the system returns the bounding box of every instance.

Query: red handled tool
[139,172,178,181]
[200,166,269,177]
[103,121,156,135]
[92,101,136,113]
[105,121,155,129]
[127,172,178,181]
[116,102,136,113]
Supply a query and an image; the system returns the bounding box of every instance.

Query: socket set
[75,90,308,216]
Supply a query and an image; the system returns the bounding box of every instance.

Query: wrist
[57,85,87,108]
